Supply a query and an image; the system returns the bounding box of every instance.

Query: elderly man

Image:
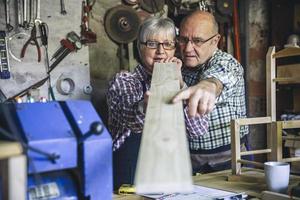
[173,11,249,173]
[107,17,208,189]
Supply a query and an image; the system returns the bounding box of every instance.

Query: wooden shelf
[273,77,300,84]
[273,47,300,58]
[0,141,23,160]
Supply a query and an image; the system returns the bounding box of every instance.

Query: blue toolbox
[0,100,112,200]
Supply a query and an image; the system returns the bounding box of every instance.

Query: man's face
[178,19,219,67]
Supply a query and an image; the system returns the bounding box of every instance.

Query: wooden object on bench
[134,63,193,194]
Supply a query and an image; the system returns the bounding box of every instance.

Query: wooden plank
[238,159,264,168]
[235,117,272,126]
[277,64,300,78]
[273,122,282,161]
[266,46,276,121]
[0,155,26,200]
[231,120,241,175]
[273,77,300,84]
[281,157,300,162]
[0,141,23,160]
[281,120,300,129]
[135,63,193,194]
[273,47,300,58]
[240,149,272,156]
[262,190,300,200]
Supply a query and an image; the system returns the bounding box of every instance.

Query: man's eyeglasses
[140,40,176,50]
[177,34,218,47]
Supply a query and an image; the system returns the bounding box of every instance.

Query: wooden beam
[281,120,300,129]
[235,117,272,126]
[238,159,264,168]
[135,63,193,194]
[0,141,23,160]
[273,47,300,58]
[240,149,272,156]
[266,46,276,121]
[231,120,241,175]
[0,155,26,200]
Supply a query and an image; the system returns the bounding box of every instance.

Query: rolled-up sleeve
[201,57,244,103]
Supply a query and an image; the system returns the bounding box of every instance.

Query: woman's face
[140,33,176,72]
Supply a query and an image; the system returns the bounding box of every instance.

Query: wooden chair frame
[231,117,300,175]
[231,46,300,176]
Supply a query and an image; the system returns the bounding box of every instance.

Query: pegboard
[0,0,91,102]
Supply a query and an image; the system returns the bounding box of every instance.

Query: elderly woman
[106,17,208,190]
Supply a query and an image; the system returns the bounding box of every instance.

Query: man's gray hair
[137,17,176,55]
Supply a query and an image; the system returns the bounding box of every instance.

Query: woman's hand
[159,57,184,88]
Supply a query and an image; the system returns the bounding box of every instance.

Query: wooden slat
[235,117,272,126]
[240,149,272,156]
[135,63,193,194]
[281,157,300,162]
[283,136,300,141]
[266,46,276,121]
[273,122,282,161]
[238,159,264,168]
[273,77,300,84]
[262,191,300,200]
[280,120,300,129]
[0,141,23,160]
[273,47,300,58]
[277,64,300,78]
[0,155,26,200]
[231,120,241,175]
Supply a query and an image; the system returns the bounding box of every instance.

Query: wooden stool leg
[231,120,241,175]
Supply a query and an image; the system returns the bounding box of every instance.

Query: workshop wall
[89,0,121,123]
[0,0,90,102]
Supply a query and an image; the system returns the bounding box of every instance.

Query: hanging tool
[104,5,141,44]
[60,0,67,15]
[5,0,14,32]
[17,0,24,27]
[23,0,29,28]
[80,0,97,44]
[35,0,41,23]
[48,32,82,73]
[0,31,11,79]
[20,24,42,62]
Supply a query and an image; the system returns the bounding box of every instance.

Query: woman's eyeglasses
[140,40,176,50]
[177,34,218,47]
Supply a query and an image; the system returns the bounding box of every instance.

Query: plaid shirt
[182,49,248,152]
[107,64,209,151]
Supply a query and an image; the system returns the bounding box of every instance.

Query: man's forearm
[200,78,223,96]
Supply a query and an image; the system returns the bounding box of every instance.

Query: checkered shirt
[107,64,209,151]
[182,49,249,152]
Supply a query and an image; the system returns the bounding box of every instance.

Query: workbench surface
[113,168,300,199]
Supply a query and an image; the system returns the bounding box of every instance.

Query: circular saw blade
[139,0,165,13]
[104,5,141,44]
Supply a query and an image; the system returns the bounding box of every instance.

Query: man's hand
[172,79,222,117]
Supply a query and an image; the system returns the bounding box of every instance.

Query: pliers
[20,24,41,62]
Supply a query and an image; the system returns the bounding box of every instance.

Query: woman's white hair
[137,17,176,57]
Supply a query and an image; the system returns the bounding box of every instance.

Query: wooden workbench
[0,141,26,200]
[113,168,300,199]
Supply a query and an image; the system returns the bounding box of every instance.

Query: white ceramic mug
[264,161,290,194]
